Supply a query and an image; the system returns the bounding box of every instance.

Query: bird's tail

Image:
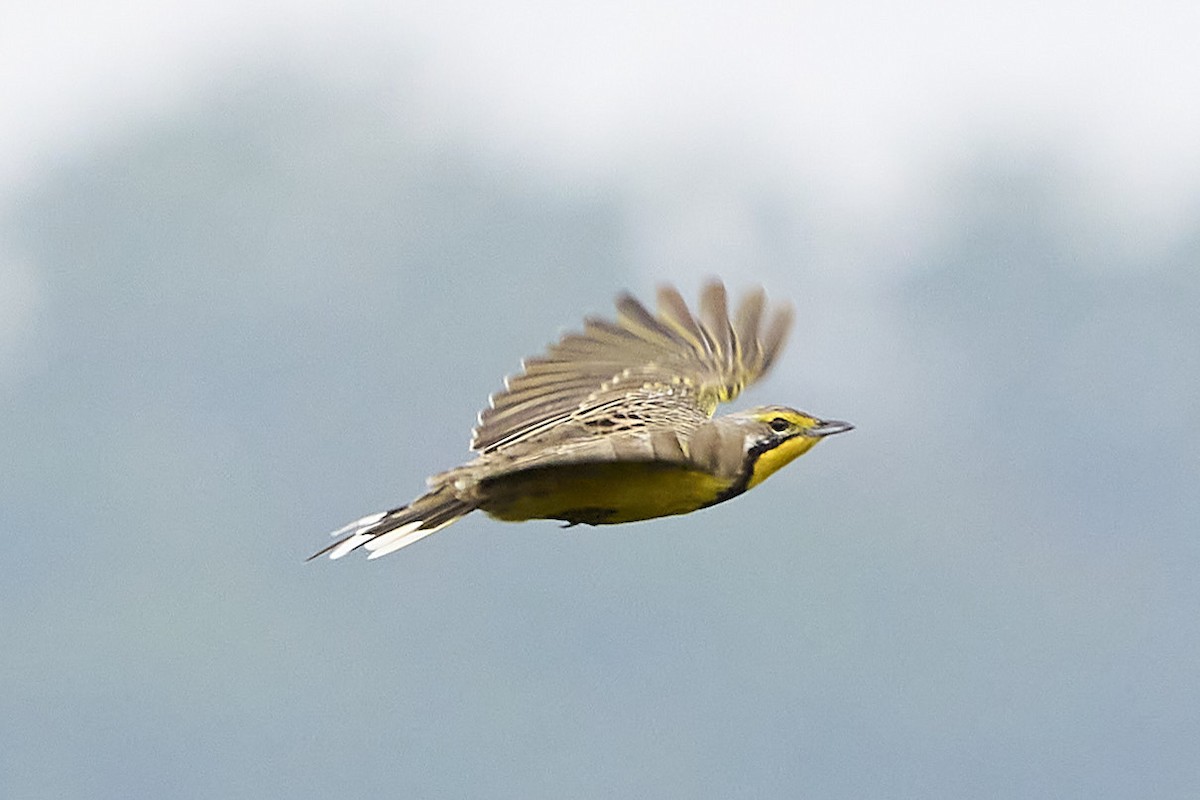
[308,486,476,561]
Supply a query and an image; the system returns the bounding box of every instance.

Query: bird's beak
[811,419,854,437]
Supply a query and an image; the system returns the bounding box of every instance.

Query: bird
[310,279,852,561]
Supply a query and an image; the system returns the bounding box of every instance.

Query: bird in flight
[311,279,852,561]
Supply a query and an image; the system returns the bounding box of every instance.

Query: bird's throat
[745,436,820,490]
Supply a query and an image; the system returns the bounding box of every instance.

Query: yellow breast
[479,462,733,525]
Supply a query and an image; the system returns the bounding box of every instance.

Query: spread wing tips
[759,302,794,375]
[470,278,794,453]
[698,280,734,372]
[655,285,710,357]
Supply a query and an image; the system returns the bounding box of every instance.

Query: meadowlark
[311,279,852,560]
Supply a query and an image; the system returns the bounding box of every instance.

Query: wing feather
[733,287,765,369]
[760,303,794,374]
[656,285,712,360]
[471,279,793,453]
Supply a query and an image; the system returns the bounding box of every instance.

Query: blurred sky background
[3,2,1199,798]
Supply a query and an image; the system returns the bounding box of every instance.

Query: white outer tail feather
[315,490,473,561]
[364,520,448,559]
[324,511,389,560]
[324,513,432,560]
[327,530,375,559]
[362,520,423,558]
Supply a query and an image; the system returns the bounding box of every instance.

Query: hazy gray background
[3,3,1198,798]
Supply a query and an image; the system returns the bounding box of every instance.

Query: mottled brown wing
[470,279,793,453]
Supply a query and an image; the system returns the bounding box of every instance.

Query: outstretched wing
[471,279,793,453]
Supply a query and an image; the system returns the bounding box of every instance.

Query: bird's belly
[478,462,731,525]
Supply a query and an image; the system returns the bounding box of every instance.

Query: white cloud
[3,0,1198,249]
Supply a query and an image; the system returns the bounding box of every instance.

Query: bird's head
[727,405,853,489]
